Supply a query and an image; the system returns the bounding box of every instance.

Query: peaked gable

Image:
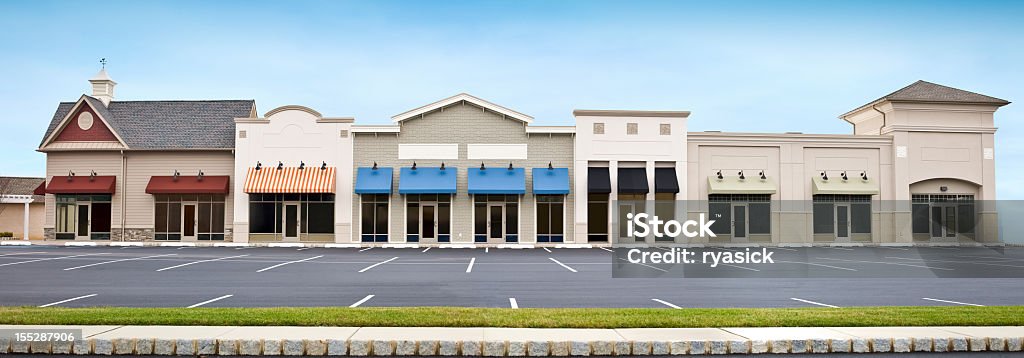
[841,80,1010,119]
[392,93,533,124]
[53,100,120,143]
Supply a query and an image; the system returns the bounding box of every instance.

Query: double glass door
[931,204,958,239]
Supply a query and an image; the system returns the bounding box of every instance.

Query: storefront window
[250,194,335,238]
[406,194,452,242]
[536,195,564,242]
[155,195,226,241]
[812,195,871,238]
[587,193,609,242]
[708,194,771,238]
[911,194,975,239]
[360,194,388,242]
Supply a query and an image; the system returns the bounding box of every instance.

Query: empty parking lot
[1,245,1022,309]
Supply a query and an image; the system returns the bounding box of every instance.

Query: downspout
[120,150,126,241]
[872,104,887,134]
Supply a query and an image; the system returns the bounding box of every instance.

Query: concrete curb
[1,326,1022,355]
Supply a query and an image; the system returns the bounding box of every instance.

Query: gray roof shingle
[843,80,1010,118]
[0,177,45,202]
[40,96,255,149]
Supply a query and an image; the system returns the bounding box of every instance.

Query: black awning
[587,167,611,194]
[617,168,649,194]
[654,168,679,193]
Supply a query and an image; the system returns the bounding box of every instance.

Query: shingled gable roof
[841,80,1010,118]
[40,96,255,150]
[391,93,534,124]
[0,176,46,202]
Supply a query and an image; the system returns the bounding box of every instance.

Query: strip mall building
[36,70,1010,246]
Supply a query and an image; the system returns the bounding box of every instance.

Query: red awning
[33,182,46,195]
[45,175,116,194]
[146,176,230,194]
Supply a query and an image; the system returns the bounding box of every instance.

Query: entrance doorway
[182,203,197,240]
[421,203,437,240]
[835,204,850,240]
[283,203,300,239]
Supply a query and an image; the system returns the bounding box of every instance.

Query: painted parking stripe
[922,297,984,307]
[297,248,310,251]
[485,247,489,253]
[63,254,177,271]
[256,255,324,273]
[509,298,519,309]
[598,247,614,252]
[0,251,44,257]
[818,257,955,270]
[652,298,681,309]
[829,247,855,251]
[350,294,375,308]
[616,257,669,272]
[888,256,1024,269]
[542,247,552,253]
[187,295,233,308]
[722,263,760,272]
[358,257,398,273]
[39,294,98,308]
[422,248,431,253]
[549,257,577,273]
[0,253,109,268]
[790,297,840,308]
[466,257,476,273]
[156,254,250,272]
[777,260,857,271]
[359,248,372,252]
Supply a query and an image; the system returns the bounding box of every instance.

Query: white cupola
[89,66,117,106]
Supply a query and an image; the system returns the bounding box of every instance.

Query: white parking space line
[777,260,857,271]
[64,254,177,271]
[543,247,552,253]
[818,257,955,270]
[922,297,984,307]
[509,298,519,309]
[235,247,248,250]
[616,257,669,272]
[0,253,109,268]
[0,251,44,257]
[350,294,375,308]
[156,254,249,272]
[359,248,372,252]
[485,247,489,253]
[39,294,98,308]
[722,263,760,271]
[651,298,681,309]
[187,295,233,308]
[887,256,1024,269]
[548,257,577,272]
[358,257,398,273]
[297,248,310,251]
[466,257,476,273]
[829,247,855,251]
[790,297,840,308]
[256,255,324,273]
[422,248,431,253]
[598,247,614,252]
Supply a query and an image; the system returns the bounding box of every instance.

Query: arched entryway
[909,178,980,243]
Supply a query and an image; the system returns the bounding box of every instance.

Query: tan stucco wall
[0,202,44,239]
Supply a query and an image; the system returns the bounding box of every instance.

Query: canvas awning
[146,175,230,194]
[588,167,611,194]
[45,175,117,194]
[354,167,394,194]
[33,182,46,195]
[811,177,879,195]
[532,168,570,195]
[243,167,336,193]
[654,168,679,194]
[618,168,649,194]
[398,167,457,194]
[707,176,777,195]
[468,167,525,195]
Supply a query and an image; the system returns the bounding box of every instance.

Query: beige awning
[811,177,879,195]
[707,176,777,195]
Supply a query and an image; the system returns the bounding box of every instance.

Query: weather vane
[100,58,107,69]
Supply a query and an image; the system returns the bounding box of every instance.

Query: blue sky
[1,0,1022,197]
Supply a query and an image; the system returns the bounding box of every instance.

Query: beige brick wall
[353,102,574,243]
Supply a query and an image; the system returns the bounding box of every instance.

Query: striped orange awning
[244,167,336,193]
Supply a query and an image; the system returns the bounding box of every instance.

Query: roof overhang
[573,109,690,118]
[525,126,575,134]
[392,93,533,124]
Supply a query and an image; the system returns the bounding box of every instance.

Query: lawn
[1,306,1022,328]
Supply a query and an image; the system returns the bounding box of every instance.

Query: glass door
[421,203,436,240]
[488,204,503,239]
[931,204,958,239]
[732,204,747,239]
[835,204,850,240]
[182,203,197,240]
[283,204,300,239]
[76,203,90,240]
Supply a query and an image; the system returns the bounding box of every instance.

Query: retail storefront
[37,71,1009,245]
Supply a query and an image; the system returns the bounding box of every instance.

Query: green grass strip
[2,306,1022,328]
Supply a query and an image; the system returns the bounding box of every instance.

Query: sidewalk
[2,325,1022,355]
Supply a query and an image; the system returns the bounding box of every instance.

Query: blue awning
[532,168,570,195]
[398,167,457,194]
[354,167,393,194]
[468,167,525,194]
